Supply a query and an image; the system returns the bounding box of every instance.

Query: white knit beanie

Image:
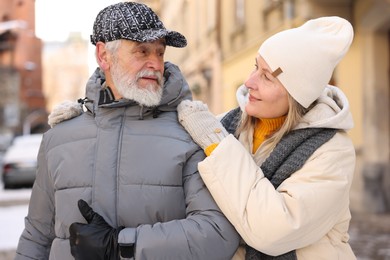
[258,16,354,108]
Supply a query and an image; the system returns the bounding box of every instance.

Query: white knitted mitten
[48,100,83,128]
[177,100,228,150]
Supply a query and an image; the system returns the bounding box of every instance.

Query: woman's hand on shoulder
[177,100,228,150]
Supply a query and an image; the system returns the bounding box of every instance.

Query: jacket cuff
[118,227,136,244]
[205,143,219,156]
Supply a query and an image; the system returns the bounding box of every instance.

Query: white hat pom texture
[258,16,354,108]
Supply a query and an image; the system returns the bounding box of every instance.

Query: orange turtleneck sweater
[204,116,286,156]
[251,116,286,153]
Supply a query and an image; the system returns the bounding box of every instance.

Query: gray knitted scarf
[221,108,337,260]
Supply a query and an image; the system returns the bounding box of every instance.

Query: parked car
[2,134,43,189]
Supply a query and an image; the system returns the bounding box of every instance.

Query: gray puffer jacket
[16,62,240,260]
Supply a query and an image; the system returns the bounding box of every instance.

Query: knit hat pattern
[259,16,354,108]
[90,2,187,48]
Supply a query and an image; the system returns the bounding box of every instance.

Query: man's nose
[146,54,164,71]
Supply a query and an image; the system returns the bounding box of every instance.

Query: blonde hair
[236,94,312,157]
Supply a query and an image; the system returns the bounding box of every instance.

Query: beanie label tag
[272,67,283,77]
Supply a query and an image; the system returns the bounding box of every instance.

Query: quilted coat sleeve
[118,148,240,259]
[197,133,355,256]
[15,136,56,259]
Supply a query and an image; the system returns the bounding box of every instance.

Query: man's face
[109,39,166,106]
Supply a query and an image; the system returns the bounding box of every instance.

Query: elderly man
[15,2,239,259]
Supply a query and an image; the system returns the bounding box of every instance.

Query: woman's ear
[96,42,110,71]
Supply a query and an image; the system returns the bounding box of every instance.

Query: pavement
[349,211,390,260]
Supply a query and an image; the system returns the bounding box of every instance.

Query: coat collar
[83,62,192,117]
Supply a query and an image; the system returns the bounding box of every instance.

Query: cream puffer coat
[199,85,357,259]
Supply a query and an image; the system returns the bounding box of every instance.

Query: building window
[262,0,285,30]
[235,0,245,26]
[207,0,216,31]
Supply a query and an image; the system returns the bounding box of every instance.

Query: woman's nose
[244,72,258,91]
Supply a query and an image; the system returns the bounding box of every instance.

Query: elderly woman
[178,16,356,260]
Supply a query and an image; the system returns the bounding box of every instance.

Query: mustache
[136,70,164,86]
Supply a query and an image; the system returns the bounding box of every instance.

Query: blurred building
[9,0,386,213]
[0,0,47,136]
[161,0,390,213]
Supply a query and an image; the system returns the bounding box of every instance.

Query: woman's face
[244,55,289,119]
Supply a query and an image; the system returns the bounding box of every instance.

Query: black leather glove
[69,199,128,260]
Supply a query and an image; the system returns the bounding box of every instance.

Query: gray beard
[111,67,164,107]
[118,81,163,107]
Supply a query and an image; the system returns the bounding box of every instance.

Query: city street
[1,0,390,259]
[0,187,389,260]
[0,188,30,260]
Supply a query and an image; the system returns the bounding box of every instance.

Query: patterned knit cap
[90,2,187,48]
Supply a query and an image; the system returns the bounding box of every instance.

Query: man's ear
[96,42,110,71]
